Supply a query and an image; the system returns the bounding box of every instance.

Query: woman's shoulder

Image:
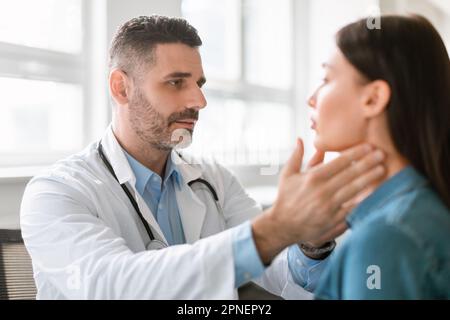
[341,186,450,295]
[323,216,449,298]
[360,184,450,250]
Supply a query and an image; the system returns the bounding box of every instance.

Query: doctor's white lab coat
[20,126,313,299]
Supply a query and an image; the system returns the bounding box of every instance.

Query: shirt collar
[123,150,182,195]
[164,155,182,186]
[346,166,428,228]
[170,151,202,184]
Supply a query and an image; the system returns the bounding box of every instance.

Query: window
[0,0,88,167]
[182,0,294,168]
[0,0,82,53]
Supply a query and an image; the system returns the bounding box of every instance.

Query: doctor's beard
[128,87,198,151]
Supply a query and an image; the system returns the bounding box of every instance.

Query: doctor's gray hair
[109,15,202,79]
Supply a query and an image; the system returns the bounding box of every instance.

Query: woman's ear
[361,80,391,118]
[109,69,131,106]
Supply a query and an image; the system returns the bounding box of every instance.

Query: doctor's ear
[109,69,132,105]
[361,80,391,118]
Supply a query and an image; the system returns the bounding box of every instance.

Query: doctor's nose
[186,86,207,111]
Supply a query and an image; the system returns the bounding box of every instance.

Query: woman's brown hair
[336,15,450,208]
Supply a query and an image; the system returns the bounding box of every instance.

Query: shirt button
[244,272,251,280]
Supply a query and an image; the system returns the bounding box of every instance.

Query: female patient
[309,15,450,299]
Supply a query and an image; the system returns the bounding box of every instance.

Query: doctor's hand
[251,138,386,265]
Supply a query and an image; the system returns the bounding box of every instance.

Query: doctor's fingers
[323,149,386,198]
[306,150,325,169]
[310,144,374,180]
[281,138,304,179]
[329,164,386,210]
[309,220,348,246]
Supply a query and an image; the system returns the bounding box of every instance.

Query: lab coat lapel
[172,152,207,244]
[133,191,167,244]
[100,126,167,244]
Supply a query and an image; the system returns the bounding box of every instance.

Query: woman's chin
[313,137,333,152]
[313,137,350,153]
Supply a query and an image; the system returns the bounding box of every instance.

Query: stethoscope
[97,142,222,250]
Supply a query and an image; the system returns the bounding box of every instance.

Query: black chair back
[0,229,37,300]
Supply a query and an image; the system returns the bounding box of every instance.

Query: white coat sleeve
[216,165,314,299]
[20,176,237,299]
[253,250,314,300]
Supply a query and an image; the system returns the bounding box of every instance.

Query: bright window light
[182,0,241,81]
[0,77,83,154]
[0,0,82,54]
[244,0,293,89]
[182,0,294,166]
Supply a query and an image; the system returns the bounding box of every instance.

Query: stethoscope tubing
[97,141,221,248]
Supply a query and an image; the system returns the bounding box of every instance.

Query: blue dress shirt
[315,166,450,299]
[233,222,329,289]
[287,243,330,291]
[124,150,185,245]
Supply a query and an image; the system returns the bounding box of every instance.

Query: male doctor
[20,16,386,299]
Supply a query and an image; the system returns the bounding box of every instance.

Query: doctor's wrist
[251,209,287,265]
[298,240,336,260]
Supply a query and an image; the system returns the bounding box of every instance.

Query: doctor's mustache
[167,109,199,125]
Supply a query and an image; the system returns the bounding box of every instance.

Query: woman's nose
[307,92,317,108]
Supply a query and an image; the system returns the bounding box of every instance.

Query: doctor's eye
[168,79,184,88]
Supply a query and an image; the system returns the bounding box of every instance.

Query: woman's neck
[355,145,410,205]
